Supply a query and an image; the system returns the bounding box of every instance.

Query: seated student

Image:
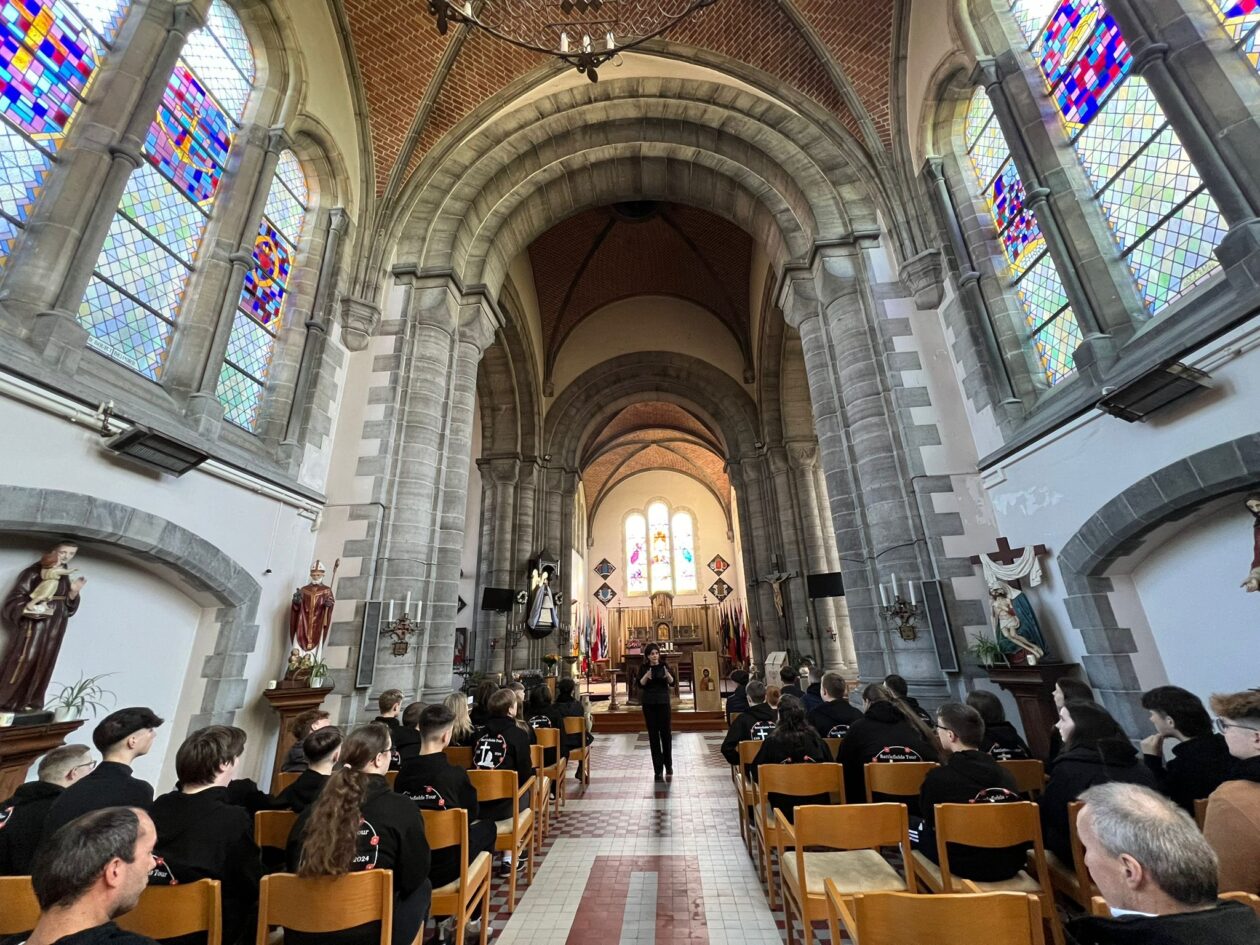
[288,723,430,945]
[394,702,425,763]
[1203,689,1260,897]
[1048,677,1094,760]
[1040,701,1157,864]
[839,684,938,804]
[750,696,833,823]
[149,725,262,945]
[725,670,750,720]
[966,690,1031,761]
[44,707,163,838]
[1066,782,1260,945]
[281,709,331,772]
[801,669,824,714]
[765,685,782,711]
[524,686,561,769]
[469,679,498,729]
[1139,685,1232,815]
[0,744,94,876]
[884,674,932,726]
[2,807,160,945]
[808,671,862,739]
[910,703,1025,882]
[442,692,478,747]
[471,689,535,826]
[375,689,405,770]
[721,679,777,766]
[553,678,591,778]
[779,666,806,702]
[274,725,342,813]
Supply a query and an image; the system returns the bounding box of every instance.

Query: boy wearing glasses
[0,743,93,875]
[1204,690,1260,896]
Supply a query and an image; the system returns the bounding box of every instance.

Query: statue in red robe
[287,561,336,680]
[1243,495,1260,593]
[0,542,86,712]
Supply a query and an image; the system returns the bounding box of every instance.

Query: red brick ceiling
[338,1,899,197]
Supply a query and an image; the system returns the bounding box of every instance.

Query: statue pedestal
[0,720,85,798]
[986,662,1079,761]
[263,683,333,793]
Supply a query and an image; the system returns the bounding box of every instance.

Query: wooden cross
[970,537,1049,590]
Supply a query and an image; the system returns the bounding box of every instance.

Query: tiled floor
[482,732,827,945]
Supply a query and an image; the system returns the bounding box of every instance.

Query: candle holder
[381,611,421,657]
[879,596,920,641]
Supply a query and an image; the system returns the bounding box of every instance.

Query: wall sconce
[380,593,423,657]
[878,573,920,642]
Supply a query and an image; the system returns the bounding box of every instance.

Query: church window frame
[623,501,699,598]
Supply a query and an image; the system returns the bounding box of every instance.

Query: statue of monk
[287,561,335,678]
[0,542,86,712]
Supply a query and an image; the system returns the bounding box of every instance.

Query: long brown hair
[297,722,391,877]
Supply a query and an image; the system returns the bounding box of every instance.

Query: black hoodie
[395,752,480,818]
[1040,741,1158,862]
[721,702,778,765]
[43,761,154,839]
[0,923,159,945]
[980,720,1032,761]
[1143,734,1233,815]
[750,730,835,823]
[912,749,1026,881]
[838,701,938,803]
[472,717,535,821]
[272,769,328,813]
[809,699,863,739]
[1066,899,1260,945]
[0,780,63,875]
[393,726,423,763]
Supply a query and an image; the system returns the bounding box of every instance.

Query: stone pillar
[727,458,778,665]
[810,458,858,669]
[785,441,848,672]
[475,456,520,675]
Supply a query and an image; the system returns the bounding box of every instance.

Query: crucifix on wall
[758,569,797,617]
[969,537,1048,591]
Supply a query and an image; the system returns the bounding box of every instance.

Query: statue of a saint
[989,583,1047,664]
[1242,494,1260,594]
[287,560,336,679]
[0,542,86,712]
[526,568,556,631]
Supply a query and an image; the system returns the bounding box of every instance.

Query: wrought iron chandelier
[427,0,720,81]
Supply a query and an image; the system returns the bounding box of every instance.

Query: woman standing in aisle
[640,643,674,781]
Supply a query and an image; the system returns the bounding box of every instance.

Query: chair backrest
[824,737,842,758]
[255,809,299,851]
[0,875,39,935]
[998,759,1046,797]
[931,802,1046,894]
[444,746,473,769]
[273,771,300,794]
[530,744,544,771]
[257,870,393,945]
[467,767,516,804]
[562,716,586,736]
[1222,892,1260,917]
[422,807,469,889]
[1194,797,1208,830]
[738,739,762,769]
[118,879,222,944]
[1067,801,1097,897]
[385,770,398,787]
[827,887,1044,945]
[758,762,845,809]
[864,761,937,799]
[794,802,911,855]
[535,727,560,755]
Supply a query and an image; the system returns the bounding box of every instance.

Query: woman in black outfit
[639,643,674,781]
[966,690,1032,760]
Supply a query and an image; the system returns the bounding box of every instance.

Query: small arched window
[625,512,648,596]
[1211,1,1260,67]
[671,510,696,593]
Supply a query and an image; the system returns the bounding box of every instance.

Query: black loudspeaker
[918,579,960,673]
[806,572,846,599]
[480,587,515,613]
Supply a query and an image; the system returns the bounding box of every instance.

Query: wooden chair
[256,870,394,945]
[530,743,552,845]
[255,809,299,852]
[563,716,590,785]
[118,879,223,945]
[0,875,39,936]
[735,739,763,852]
[753,762,844,907]
[1044,801,1096,910]
[423,808,492,945]
[467,768,536,912]
[1090,891,1260,918]
[825,885,1045,945]
[445,745,473,769]
[777,803,916,945]
[1194,797,1208,830]
[535,726,566,817]
[863,761,937,805]
[272,771,299,794]
[910,802,1062,945]
[385,770,398,788]
[999,759,1047,798]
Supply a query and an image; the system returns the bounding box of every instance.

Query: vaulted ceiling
[334,0,900,199]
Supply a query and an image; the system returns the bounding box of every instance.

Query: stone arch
[1057,433,1260,732]
[0,486,261,732]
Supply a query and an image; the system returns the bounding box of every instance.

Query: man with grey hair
[1066,782,1260,944]
[0,743,93,875]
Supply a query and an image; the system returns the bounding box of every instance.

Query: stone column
[810,458,858,669]
[765,446,816,662]
[726,458,778,665]
[474,456,519,676]
[785,441,848,672]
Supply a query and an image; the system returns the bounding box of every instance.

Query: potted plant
[309,659,331,687]
[965,633,1008,669]
[46,672,116,723]
[541,654,559,676]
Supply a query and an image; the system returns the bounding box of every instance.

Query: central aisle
[486,732,797,945]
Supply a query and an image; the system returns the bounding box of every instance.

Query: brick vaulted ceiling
[336,0,900,198]
[528,203,753,373]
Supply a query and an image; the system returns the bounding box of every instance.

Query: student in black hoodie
[911,703,1025,882]
[838,684,938,804]
[280,709,331,773]
[524,686,561,767]
[966,690,1032,760]
[274,725,342,813]
[750,696,833,822]
[471,689,535,824]
[149,725,261,945]
[1040,701,1157,864]
[44,707,163,839]
[552,678,590,779]
[394,702,425,763]
[721,679,777,765]
[725,670,750,720]
[2,807,159,945]
[469,679,498,729]
[779,666,806,703]
[374,689,405,770]
[809,672,862,739]
[289,723,430,945]
[884,674,932,726]
[1138,686,1232,814]
[0,744,94,876]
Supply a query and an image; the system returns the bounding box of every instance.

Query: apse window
[624,502,697,596]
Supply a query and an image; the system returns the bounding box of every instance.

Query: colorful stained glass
[1070,79,1165,190]
[145,63,231,206]
[0,117,50,220]
[238,221,292,325]
[274,148,306,199]
[625,513,648,595]
[671,510,696,593]
[94,215,190,314]
[262,173,304,237]
[181,26,250,121]
[1213,0,1260,69]
[1123,191,1226,315]
[1015,256,1070,326]
[79,276,171,379]
[968,110,1007,186]
[1008,0,1059,45]
[67,0,125,43]
[116,162,207,262]
[648,501,672,593]
[216,361,259,428]
[1032,310,1084,386]
[223,308,273,379]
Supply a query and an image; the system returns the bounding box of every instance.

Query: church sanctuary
[5,0,1260,943]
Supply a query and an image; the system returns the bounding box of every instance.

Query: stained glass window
[1009,0,1225,318]
[965,87,1081,385]
[1213,0,1260,69]
[625,513,648,596]
[648,501,672,594]
[79,0,254,379]
[216,150,309,429]
[671,510,696,593]
[0,0,129,269]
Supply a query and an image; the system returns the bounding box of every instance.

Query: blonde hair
[442,692,474,742]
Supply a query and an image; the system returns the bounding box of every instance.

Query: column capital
[479,456,521,486]
[169,2,207,38]
[339,296,382,351]
[898,248,944,310]
[785,441,819,471]
[970,57,1001,91]
[328,207,351,235]
[265,125,295,156]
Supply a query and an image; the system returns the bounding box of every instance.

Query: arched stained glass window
[625,512,648,595]
[1212,1,1260,68]
[965,87,1081,385]
[671,510,696,593]
[78,0,254,379]
[1009,0,1226,317]
[648,500,672,594]
[216,150,310,429]
[0,0,129,269]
